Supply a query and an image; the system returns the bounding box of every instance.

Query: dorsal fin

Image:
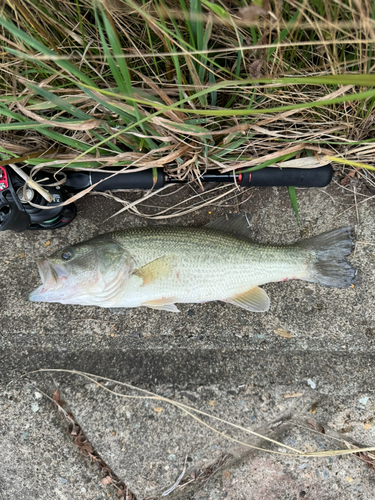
[204,214,252,239]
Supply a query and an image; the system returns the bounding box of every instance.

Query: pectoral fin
[134,255,175,286]
[142,297,180,312]
[227,286,270,312]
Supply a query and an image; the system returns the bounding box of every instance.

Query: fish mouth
[36,259,48,285]
[37,259,69,285]
[29,259,70,302]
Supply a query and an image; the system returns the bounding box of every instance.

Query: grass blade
[0,15,95,87]
[190,0,204,51]
[288,186,300,224]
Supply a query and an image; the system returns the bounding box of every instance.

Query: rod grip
[64,168,165,192]
[91,168,165,191]
[241,164,333,187]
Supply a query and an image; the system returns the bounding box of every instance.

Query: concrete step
[1,182,374,498]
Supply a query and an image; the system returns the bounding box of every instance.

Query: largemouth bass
[29,215,357,312]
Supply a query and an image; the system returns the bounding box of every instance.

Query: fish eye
[61,250,73,261]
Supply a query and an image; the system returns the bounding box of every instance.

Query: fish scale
[106,226,309,307]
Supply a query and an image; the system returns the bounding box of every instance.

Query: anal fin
[142,297,180,313]
[227,286,270,312]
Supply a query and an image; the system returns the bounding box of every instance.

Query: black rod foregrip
[64,168,165,192]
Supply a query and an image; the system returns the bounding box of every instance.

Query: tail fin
[298,227,357,288]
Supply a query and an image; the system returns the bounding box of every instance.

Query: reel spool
[0,166,76,232]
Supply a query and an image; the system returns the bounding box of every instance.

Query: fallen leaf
[209,400,215,406]
[284,392,303,398]
[346,477,354,483]
[311,402,318,414]
[101,476,112,485]
[19,252,25,258]
[341,170,356,186]
[274,328,292,338]
[44,241,51,247]
[364,422,372,430]
[153,407,163,413]
[52,389,66,407]
[249,60,263,79]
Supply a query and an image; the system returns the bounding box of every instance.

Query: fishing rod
[0,162,333,232]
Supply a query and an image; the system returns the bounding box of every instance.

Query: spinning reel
[0,165,76,232]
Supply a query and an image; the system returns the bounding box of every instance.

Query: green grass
[1,0,375,218]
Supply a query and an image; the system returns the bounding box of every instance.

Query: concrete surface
[0,382,120,500]
[1,180,375,499]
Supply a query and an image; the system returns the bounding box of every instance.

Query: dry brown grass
[1,0,375,216]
